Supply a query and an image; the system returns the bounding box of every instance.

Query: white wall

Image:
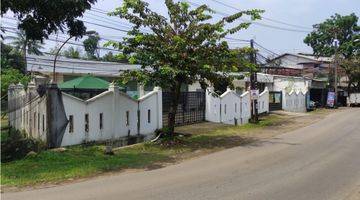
[205,87,267,126]
[61,84,163,146]
[258,88,269,114]
[273,76,311,93]
[282,89,307,113]
[8,83,47,141]
[240,91,251,125]
[8,83,163,147]
[219,89,241,125]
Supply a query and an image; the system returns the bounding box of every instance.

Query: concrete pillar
[27,80,36,136]
[153,87,163,129]
[109,82,119,139]
[138,84,145,98]
[7,84,16,127]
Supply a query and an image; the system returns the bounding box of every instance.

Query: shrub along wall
[1,128,46,162]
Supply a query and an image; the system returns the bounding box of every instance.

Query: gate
[162,91,205,126]
[269,91,282,111]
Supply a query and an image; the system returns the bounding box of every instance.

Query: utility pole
[333,35,339,108]
[250,39,258,123]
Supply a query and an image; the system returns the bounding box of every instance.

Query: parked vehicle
[347,93,360,107]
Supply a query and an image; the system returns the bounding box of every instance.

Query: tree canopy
[1,0,97,41]
[340,56,360,92]
[304,13,360,59]
[7,29,43,56]
[107,0,262,134]
[62,46,82,59]
[1,43,26,73]
[83,33,100,59]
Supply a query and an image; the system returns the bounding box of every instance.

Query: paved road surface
[4,108,360,200]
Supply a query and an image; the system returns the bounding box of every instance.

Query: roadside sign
[250,90,259,100]
[327,92,335,107]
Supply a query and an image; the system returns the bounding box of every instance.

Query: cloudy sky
[3,0,359,56]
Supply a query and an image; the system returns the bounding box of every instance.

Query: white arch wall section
[7,85,48,141]
[240,91,251,124]
[61,87,162,146]
[219,90,241,125]
[282,90,307,113]
[258,88,269,114]
[206,89,253,125]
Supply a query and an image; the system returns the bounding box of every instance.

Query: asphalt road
[4,108,360,200]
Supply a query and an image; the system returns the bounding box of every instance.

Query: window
[126,111,129,126]
[38,113,40,132]
[99,113,103,130]
[85,114,89,132]
[147,109,151,123]
[224,104,227,114]
[69,115,74,133]
[34,112,36,128]
[235,103,237,113]
[42,114,45,132]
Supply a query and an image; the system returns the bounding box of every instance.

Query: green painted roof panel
[59,75,110,90]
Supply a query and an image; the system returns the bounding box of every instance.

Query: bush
[1,128,47,162]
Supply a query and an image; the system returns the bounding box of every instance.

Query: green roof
[59,75,110,90]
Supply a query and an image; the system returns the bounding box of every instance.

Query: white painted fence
[8,82,47,141]
[61,83,162,146]
[258,88,269,114]
[282,89,307,113]
[205,87,269,125]
[8,83,162,147]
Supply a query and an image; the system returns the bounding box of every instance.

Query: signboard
[250,90,259,100]
[327,92,335,107]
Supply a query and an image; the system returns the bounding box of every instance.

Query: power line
[186,1,311,33]
[206,0,312,30]
[2,27,123,52]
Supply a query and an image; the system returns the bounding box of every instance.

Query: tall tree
[102,52,128,63]
[340,56,360,92]
[62,46,82,59]
[83,33,100,59]
[1,42,26,73]
[304,13,359,59]
[8,29,44,56]
[107,0,262,135]
[1,0,97,41]
[304,13,360,91]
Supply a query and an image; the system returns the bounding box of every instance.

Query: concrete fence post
[153,87,163,130]
[7,84,16,127]
[108,83,119,139]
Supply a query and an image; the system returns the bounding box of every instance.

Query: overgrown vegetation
[1,128,46,162]
[1,115,281,188]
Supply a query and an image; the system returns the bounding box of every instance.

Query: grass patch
[1,115,281,188]
[1,117,10,142]
[1,144,174,187]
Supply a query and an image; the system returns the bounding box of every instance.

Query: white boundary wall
[61,84,162,146]
[282,89,307,113]
[205,87,269,125]
[258,88,269,114]
[8,83,48,141]
[8,83,162,147]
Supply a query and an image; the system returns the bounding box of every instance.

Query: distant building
[26,54,145,98]
[264,53,333,79]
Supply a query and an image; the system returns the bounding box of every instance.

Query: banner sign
[327,92,335,107]
[250,90,259,100]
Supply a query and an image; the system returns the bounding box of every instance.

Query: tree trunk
[167,83,181,136]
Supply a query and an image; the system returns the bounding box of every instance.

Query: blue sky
[3,0,359,56]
